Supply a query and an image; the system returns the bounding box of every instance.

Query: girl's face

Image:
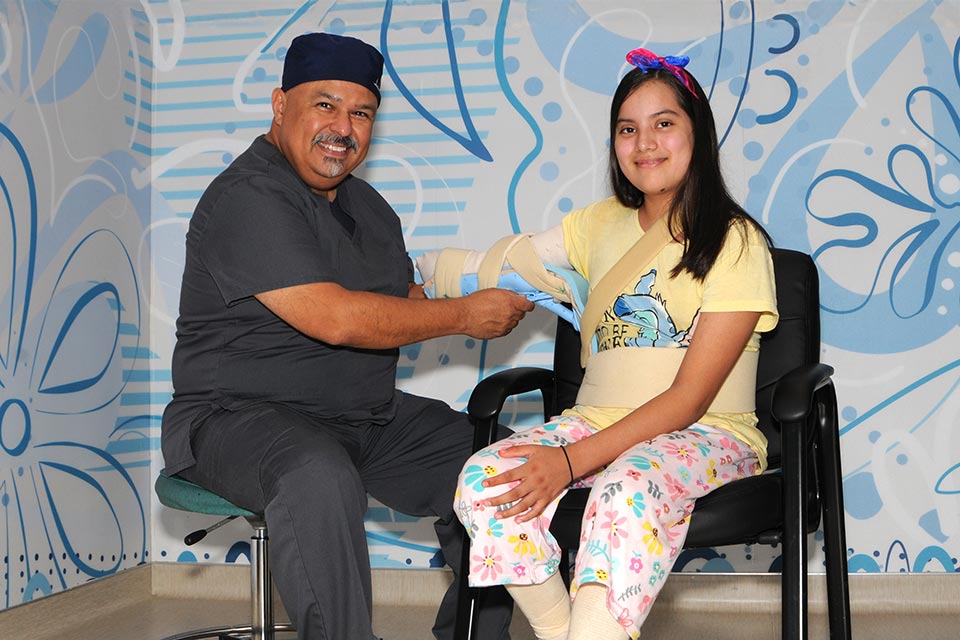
[613,80,694,212]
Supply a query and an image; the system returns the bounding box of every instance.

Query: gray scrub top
[161,135,413,475]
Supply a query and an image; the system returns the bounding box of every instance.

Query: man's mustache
[312,133,359,153]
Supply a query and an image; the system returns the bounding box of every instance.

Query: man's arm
[256,282,534,349]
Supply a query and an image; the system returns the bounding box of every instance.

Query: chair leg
[469,588,484,640]
[817,393,852,640]
[454,525,504,640]
[455,415,508,640]
[454,526,477,640]
[558,549,571,589]
[781,423,808,640]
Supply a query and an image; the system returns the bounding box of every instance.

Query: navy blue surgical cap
[281,32,384,104]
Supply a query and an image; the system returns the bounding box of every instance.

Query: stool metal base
[161,622,297,640]
[156,475,295,640]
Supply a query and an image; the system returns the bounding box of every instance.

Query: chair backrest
[551,247,821,470]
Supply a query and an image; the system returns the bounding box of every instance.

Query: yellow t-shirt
[560,197,779,469]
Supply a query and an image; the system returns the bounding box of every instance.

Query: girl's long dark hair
[609,66,772,280]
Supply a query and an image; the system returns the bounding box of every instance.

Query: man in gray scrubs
[160,32,531,640]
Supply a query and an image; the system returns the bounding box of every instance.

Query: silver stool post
[248,518,273,640]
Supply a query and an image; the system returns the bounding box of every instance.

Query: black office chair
[454,248,851,640]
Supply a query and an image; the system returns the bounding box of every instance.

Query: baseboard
[147,563,455,608]
[646,571,959,615]
[1,563,956,637]
[361,568,960,616]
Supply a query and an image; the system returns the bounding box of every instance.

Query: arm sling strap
[575,215,757,413]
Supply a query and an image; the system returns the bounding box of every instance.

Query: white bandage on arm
[521,224,571,270]
[415,249,484,284]
[415,224,570,284]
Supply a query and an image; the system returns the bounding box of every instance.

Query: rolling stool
[155,472,297,640]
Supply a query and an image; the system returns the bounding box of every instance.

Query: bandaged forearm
[415,225,568,284]
[416,225,587,329]
[427,225,570,297]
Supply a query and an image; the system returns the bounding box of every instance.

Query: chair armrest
[771,362,835,423]
[467,367,555,422]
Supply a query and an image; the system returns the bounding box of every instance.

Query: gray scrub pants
[178,392,513,640]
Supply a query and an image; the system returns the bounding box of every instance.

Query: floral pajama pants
[454,415,761,639]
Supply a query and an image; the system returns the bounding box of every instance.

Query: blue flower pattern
[0,12,149,604]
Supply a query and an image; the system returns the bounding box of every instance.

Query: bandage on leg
[568,583,630,640]
[505,572,571,640]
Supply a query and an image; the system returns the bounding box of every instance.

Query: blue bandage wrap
[422,266,589,332]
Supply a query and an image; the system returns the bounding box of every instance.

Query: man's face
[268,79,378,198]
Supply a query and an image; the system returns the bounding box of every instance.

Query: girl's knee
[457,453,500,504]
[455,447,525,528]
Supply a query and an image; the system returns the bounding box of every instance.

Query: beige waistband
[576,347,758,414]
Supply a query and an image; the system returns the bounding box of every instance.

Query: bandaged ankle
[568,583,629,640]
[505,573,570,640]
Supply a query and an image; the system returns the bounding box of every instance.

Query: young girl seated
[419,48,778,640]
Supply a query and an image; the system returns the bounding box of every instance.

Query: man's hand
[461,289,534,339]
[407,282,426,299]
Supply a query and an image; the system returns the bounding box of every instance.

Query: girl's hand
[482,445,573,523]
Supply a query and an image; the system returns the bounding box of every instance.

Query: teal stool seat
[155,472,295,640]
[156,473,255,517]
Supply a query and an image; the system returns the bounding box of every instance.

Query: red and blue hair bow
[626,48,698,98]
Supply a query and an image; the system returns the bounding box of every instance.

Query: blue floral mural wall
[0,0,957,610]
[0,0,151,606]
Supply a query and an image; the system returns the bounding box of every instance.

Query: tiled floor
[2,565,957,640]
[381,602,957,640]
[10,595,960,640]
